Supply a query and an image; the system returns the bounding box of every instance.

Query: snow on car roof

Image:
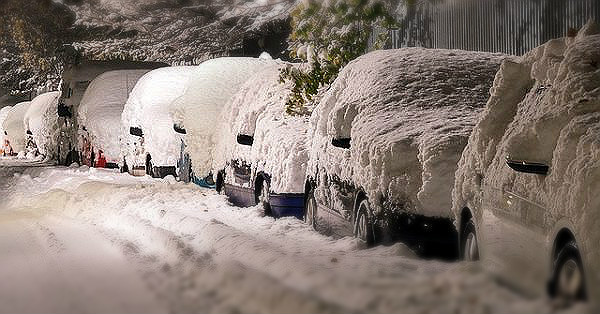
[79,70,151,161]
[309,47,506,218]
[24,91,61,157]
[121,66,198,167]
[2,101,31,153]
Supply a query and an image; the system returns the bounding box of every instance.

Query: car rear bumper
[224,184,304,219]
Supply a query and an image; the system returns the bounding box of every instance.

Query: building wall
[376,0,600,55]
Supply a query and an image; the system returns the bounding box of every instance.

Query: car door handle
[506,158,549,175]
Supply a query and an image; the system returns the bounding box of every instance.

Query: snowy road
[0,161,579,313]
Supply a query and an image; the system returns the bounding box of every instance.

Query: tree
[280,0,396,116]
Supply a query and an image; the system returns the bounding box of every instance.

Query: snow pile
[23,92,61,158]
[0,105,12,144]
[452,23,600,253]
[121,66,197,168]
[174,56,280,177]
[79,70,150,163]
[213,64,310,193]
[308,48,505,218]
[2,101,31,154]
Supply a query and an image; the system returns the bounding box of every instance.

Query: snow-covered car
[57,59,166,165]
[212,64,309,218]
[121,66,196,178]
[305,48,504,255]
[2,101,31,157]
[0,105,13,156]
[23,91,61,160]
[172,55,279,186]
[77,70,151,169]
[452,23,599,302]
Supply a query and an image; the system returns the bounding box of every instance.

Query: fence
[376,0,600,55]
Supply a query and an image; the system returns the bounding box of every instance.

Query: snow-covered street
[0,159,577,314]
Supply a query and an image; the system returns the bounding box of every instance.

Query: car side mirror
[129,127,143,137]
[173,124,187,135]
[237,134,254,146]
[57,103,72,118]
[332,138,351,149]
[506,158,549,175]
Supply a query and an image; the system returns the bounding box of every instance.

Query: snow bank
[2,101,31,154]
[121,66,197,168]
[23,92,61,158]
[452,23,600,262]
[79,70,150,163]
[308,48,505,218]
[174,56,280,177]
[213,64,310,193]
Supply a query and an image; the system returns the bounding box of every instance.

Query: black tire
[549,241,586,302]
[120,160,129,173]
[215,171,224,194]
[461,218,479,261]
[145,155,153,177]
[355,199,374,246]
[304,188,317,229]
[258,179,272,216]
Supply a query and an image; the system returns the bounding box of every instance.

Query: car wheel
[145,155,153,177]
[552,241,586,302]
[258,180,272,216]
[304,189,317,229]
[461,218,479,261]
[355,199,374,246]
[215,171,224,194]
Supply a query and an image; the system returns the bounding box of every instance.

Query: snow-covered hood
[175,56,281,177]
[24,92,61,158]
[2,101,31,153]
[214,64,309,193]
[79,70,150,162]
[452,23,600,244]
[309,48,505,218]
[121,66,197,167]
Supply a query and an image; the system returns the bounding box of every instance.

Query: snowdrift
[174,56,279,178]
[2,101,31,154]
[452,23,600,261]
[213,64,309,193]
[308,48,505,218]
[121,66,197,168]
[79,70,150,163]
[24,92,61,158]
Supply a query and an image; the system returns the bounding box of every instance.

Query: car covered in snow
[452,23,600,302]
[23,91,61,160]
[56,59,167,166]
[0,105,13,156]
[77,70,151,169]
[121,66,196,178]
[171,56,279,186]
[2,101,31,157]
[305,48,504,256]
[212,64,309,218]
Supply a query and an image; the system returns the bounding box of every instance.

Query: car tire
[550,241,586,302]
[304,188,317,229]
[461,218,479,261]
[258,180,272,216]
[355,199,374,246]
[145,155,154,177]
[215,171,224,194]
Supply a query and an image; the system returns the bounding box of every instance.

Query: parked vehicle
[121,66,196,178]
[56,59,167,166]
[0,106,14,157]
[452,23,599,302]
[2,101,31,157]
[77,70,151,169]
[23,91,61,160]
[212,64,309,218]
[305,48,504,257]
[172,56,279,187]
